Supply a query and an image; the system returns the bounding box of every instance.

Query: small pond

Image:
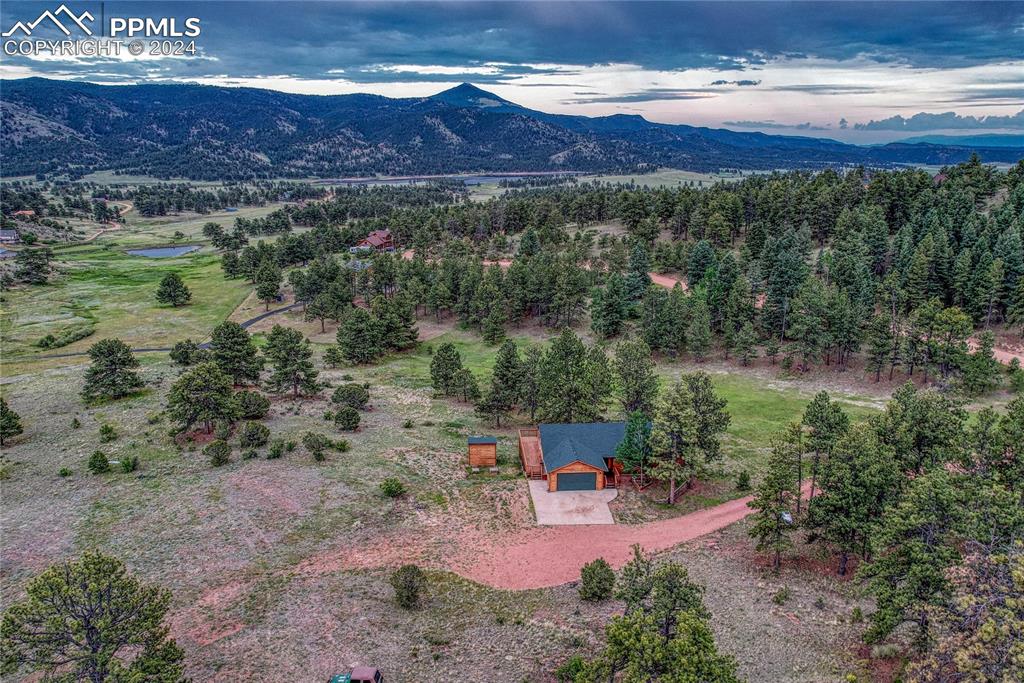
[127,245,200,258]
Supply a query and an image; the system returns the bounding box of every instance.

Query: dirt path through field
[967,335,1024,366]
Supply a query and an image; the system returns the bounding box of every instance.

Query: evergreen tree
[538,329,610,423]
[686,240,716,288]
[788,277,830,372]
[807,424,899,575]
[0,397,24,446]
[263,325,319,397]
[254,259,282,310]
[615,411,653,486]
[154,272,191,307]
[0,551,185,682]
[735,320,758,366]
[336,307,383,364]
[476,340,521,426]
[81,339,144,402]
[862,470,962,649]
[371,294,418,351]
[648,379,699,504]
[682,372,731,465]
[1007,277,1024,335]
[590,272,629,338]
[430,342,463,396]
[452,367,481,403]
[518,346,543,421]
[612,338,658,415]
[961,330,1001,395]
[801,391,850,503]
[210,321,263,385]
[624,242,652,301]
[748,431,798,571]
[864,313,894,382]
[687,291,712,362]
[166,362,238,433]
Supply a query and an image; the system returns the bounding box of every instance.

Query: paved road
[39,302,304,359]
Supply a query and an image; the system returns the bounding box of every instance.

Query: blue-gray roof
[539,422,626,473]
[468,436,497,445]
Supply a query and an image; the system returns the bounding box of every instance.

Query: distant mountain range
[1,79,1021,180]
[895,133,1024,148]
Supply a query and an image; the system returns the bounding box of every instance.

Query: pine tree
[686,240,716,288]
[735,321,758,366]
[254,259,282,310]
[155,272,192,307]
[801,391,849,503]
[0,551,185,682]
[961,330,1001,395]
[864,313,894,382]
[336,307,383,364]
[476,340,521,426]
[862,470,962,649]
[210,321,263,385]
[807,424,899,575]
[452,367,481,403]
[537,329,609,423]
[682,372,731,465]
[263,325,319,397]
[615,411,653,486]
[612,338,658,415]
[81,339,144,402]
[430,342,463,396]
[371,294,418,351]
[590,272,629,338]
[687,291,712,362]
[748,432,798,572]
[518,346,543,421]
[1006,277,1024,335]
[166,362,238,433]
[624,241,652,301]
[0,397,24,446]
[648,379,699,504]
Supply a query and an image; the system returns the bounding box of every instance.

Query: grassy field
[0,245,250,374]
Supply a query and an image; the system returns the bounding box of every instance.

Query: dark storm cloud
[2,1,1022,82]
[709,79,762,87]
[855,110,1024,131]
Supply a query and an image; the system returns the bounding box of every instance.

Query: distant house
[0,229,19,244]
[349,229,395,254]
[519,422,626,491]
[11,209,35,218]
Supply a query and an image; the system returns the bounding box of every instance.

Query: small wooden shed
[468,436,497,469]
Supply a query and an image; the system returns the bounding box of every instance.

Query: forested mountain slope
[2,79,1021,180]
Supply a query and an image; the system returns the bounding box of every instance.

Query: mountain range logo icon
[3,4,95,37]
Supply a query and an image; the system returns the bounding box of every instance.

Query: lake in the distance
[127,245,200,258]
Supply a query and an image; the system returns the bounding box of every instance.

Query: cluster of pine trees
[748,384,1022,676]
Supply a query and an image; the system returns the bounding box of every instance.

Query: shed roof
[468,436,497,445]
[539,422,626,473]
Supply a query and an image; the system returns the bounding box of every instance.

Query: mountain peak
[431,82,521,111]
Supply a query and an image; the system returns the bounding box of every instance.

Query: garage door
[557,472,597,491]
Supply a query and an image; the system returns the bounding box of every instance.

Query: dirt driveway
[528,480,616,525]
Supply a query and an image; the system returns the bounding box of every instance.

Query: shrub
[169,339,200,366]
[323,346,345,368]
[331,383,369,410]
[380,477,406,498]
[402,419,414,429]
[333,406,360,431]
[850,606,864,624]
[771,586,791,605]
[242,448,258,460]
[236,391,271,420]
[555,656,587,683]
[332,439,351,452]
[213,421,232,440]
[58,467,72,477]
[205,439,231,467]
[285,440,296,452]
[870,643,902,660]
[302,431,329,461]
[70,417,81,429]
[120,455,139,473]
[389,564,426,609]
[267,439,285,459]
[736,470,751,491]
[323,410,334,421]
[579,558,615,601]
[238,422,270,448]
[87,450,110,474]
[98,424,117,443]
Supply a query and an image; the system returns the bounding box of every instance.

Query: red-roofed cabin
[349,229,394,253]
[12,209,35,217]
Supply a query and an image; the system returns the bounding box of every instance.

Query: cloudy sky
[2,1,1022,143]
